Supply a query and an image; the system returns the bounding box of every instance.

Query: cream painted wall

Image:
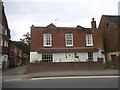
[30,52,42,62]
[30,51,105,63]
[1,54,8,62]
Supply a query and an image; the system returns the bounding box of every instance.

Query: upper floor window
[43,34,52,47]
[4,40,8,47]
[5,29,7,35]
[65,34,73,46]
[86,34,93,46]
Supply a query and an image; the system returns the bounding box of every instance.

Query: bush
[104,61,117,69]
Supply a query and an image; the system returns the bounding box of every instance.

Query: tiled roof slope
[103,15,120,28]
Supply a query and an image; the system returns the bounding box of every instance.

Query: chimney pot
[91,18,96,29]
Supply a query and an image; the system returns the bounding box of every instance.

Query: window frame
[86,34,93,46]
[65,34,73,47]
[4,40,8,47]
[88,52,93,61]
[43,34,52,47]
[5,29,7,35]
[1,39,3,46]
[42,54,53,62]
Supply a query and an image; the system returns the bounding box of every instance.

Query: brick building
[30,19,105,63]
[0,2,25,69]
[99,15,120,62]
[9,40,23,68]
[0,2,10,69]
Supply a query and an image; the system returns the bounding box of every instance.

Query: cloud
[3,0,119,41]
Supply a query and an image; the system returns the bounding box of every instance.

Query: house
[0,2,10,69]
[9,40,23,68]
[98,15,120,62]
[30,18,105,63]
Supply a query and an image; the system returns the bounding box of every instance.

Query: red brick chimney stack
[91,18,96,29]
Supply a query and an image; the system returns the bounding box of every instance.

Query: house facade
[99,15,120,62]
[30,19,105,63]
[0,2,10,69]
[9,40,23,68]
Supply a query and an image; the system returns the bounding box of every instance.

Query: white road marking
[4,79,22,82]
[3,76,119,81]
[30,76,119,80]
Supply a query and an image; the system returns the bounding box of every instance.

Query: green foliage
[20,32,31,45]
[104,61,117,69]
[13,32,31,56]
[13,41,30,56]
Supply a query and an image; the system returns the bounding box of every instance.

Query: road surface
[2,76,118,88]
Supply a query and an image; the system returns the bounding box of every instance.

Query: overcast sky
[3,0,119,41]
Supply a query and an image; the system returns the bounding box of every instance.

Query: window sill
[43,46,52,48]
[86,44,94,47]
[66,45,73,47]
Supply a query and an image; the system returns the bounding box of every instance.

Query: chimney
[91,18,96,29]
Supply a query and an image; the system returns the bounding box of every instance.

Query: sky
[2,0,119,41]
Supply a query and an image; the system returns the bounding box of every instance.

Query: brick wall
[99,16,119,52]
[31,25,104,52]
[26,60,104,73]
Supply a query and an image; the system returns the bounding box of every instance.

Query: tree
[13,41,30,56]
[13,32,30,56]
[20,32,30,45]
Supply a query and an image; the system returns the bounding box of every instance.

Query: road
[2,76,118,88]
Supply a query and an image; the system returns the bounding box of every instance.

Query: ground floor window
[42,54,53,62]
[88,52,93,61]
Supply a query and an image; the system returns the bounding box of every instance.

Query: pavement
[2,65,119,80]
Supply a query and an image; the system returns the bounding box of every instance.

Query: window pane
[42,54,53,62]
[66,34,73,46]
[44,34,52,46]
[88,52,93,61]
[86,34,93,46]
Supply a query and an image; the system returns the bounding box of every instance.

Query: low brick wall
[26,60,104,73]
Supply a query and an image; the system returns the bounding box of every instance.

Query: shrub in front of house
[104,61,117,69]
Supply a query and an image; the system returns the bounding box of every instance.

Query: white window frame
[86,34,93,46]
[43,34,52,47]
[42,54,53,62]
[6,41,8,47]
[5,29,7,35]
[65,34,73,46]
[4,40,8,47]
[1,39,3,46]
[4,41,6,47]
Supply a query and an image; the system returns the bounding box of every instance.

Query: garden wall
[26,60,104,73]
